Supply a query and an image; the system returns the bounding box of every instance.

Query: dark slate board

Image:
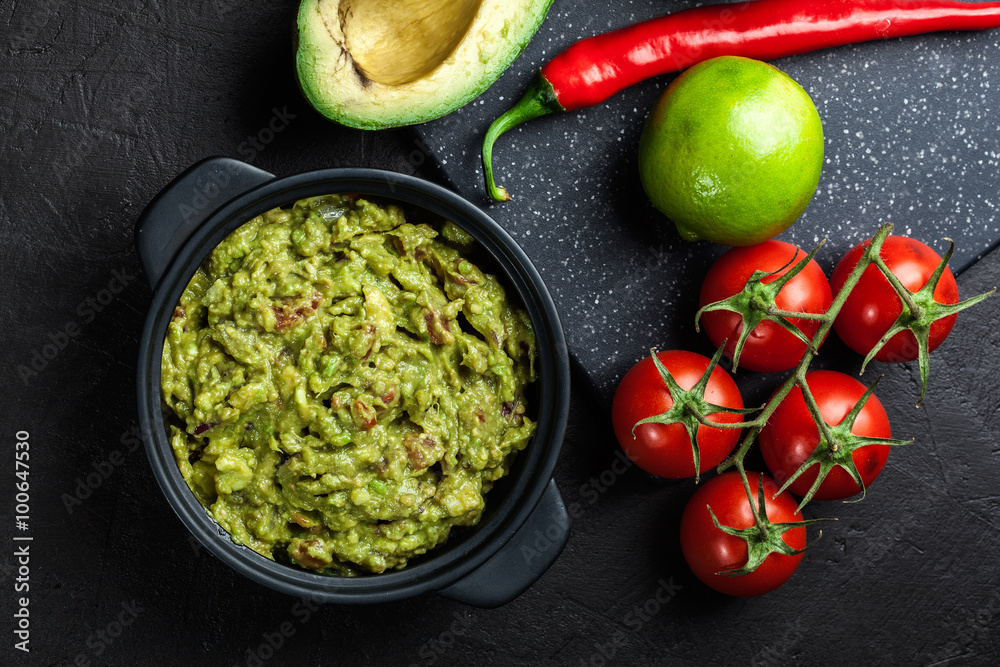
[415,0,1000,402]
[2,1,1000,665]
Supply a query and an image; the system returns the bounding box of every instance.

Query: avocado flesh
[296,0,554,129]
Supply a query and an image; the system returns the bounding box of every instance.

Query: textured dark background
[2,1,1000,666]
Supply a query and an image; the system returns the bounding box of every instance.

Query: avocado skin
[294,0,554,129]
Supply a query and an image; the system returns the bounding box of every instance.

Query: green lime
[638,56,824,246]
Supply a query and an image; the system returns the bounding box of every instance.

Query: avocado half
[295,0,554,129]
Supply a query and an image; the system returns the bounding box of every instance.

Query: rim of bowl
[136,168,570,602]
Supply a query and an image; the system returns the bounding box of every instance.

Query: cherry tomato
[611,350,743,479]
[830,235,959,362]
[700,240,833,372]
[759,370,892,501]
[680,471,806,597]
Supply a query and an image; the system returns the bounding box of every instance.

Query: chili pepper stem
[482,72,565,202]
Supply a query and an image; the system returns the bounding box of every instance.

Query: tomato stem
[796,374,839,452]
[717,225,894,473]
[632,343,758,482]
[766,308,828,321]
[707,472,833,577]
[856,237,995,406]
[871,253,924,319]
[775,375,912,510]
[695,239,830,371]
[704,222,991,577]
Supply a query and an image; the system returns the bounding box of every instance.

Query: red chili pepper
[482,0,1000,201]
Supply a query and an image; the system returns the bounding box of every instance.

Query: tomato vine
[640,223,994,583]
[714,223,991,475]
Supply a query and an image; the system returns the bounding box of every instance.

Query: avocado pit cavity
[338,0,481,86]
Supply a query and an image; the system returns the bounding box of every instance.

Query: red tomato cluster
[612,234,960,596]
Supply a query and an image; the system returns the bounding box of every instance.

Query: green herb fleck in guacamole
[161,194,536,575]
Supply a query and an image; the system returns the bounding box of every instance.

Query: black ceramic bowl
[135,157,570,607]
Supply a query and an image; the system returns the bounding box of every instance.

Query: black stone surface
[2,1,1000,666]
[416,0,1000,401]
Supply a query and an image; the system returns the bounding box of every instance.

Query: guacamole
[161,194,536,575]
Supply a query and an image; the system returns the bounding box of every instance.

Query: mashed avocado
[161,194,536,575]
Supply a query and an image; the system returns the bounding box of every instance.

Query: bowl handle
[134,156,274,289]
[438,479,569,608]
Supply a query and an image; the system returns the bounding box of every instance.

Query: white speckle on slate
[417,22,1000,395]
